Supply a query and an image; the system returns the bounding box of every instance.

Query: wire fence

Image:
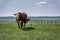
[28,20,60,24]
[0,19,60,24]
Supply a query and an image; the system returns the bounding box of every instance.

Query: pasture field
[0,24,60,40]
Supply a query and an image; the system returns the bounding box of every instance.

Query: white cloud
[35,1,47,5]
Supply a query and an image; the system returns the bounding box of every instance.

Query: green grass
[0,24,60,40]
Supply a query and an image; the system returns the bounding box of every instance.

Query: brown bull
[13,12,30,29]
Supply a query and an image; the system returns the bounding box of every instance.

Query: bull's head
[13,12,21,18]
[13,12,20,16]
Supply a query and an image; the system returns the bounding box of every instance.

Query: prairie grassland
[0,24,60,40]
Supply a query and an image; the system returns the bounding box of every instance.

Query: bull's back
[20,13,27,21]
[22,13,27,18]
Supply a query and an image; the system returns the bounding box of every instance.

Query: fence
[28,20,60,24]
[0,18,60,24]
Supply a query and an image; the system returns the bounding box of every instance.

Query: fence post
[50,20,52,24]
[41,20,42,24]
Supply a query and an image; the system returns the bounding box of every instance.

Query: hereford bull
[13,12,30,29]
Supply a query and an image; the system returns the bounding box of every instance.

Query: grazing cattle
[13,12,30,29]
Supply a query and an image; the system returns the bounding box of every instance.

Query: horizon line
[0,15,60,17]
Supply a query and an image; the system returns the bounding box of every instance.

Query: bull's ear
[13,14,15,15]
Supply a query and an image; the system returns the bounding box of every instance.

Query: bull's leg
[21,22,23,29]
[16,20,20,29]
[23,22,26,29]
[17,22,20,29]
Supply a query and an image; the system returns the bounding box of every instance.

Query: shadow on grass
[23,27,35,31]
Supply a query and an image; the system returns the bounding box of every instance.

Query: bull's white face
[13,12,20,18]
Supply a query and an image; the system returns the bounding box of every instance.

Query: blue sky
[0,0,60,16]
